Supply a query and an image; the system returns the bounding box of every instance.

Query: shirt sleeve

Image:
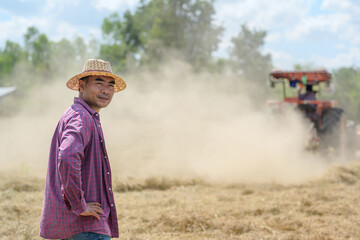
[57,112,91,216]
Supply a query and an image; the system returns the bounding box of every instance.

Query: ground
[1,161,360,240]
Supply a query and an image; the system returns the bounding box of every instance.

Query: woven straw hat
[66,59,126,92]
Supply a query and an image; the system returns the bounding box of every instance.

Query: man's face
[79,75,115,112]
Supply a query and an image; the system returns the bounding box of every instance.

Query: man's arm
[57,112,91,216]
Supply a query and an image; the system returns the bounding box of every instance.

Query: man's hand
[79,202,104,220]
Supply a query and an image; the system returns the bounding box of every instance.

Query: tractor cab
[268,69,344,151]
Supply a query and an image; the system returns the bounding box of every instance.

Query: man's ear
[79,79,85,93]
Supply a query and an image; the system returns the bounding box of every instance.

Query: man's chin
[97,101,111,109]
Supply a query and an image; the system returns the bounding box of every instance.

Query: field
[1,161,360,240]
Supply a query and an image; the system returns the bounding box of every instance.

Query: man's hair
[80,76,89,83]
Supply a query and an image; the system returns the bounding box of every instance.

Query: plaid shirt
[40,97,118,239]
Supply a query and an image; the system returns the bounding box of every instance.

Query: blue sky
[0,0,359,70]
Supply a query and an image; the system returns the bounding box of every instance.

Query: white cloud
[91,0,139,12]
[215,0,359,48]
[50,22,102,47]
[214,0,314,65]
[265,49,294,69]
[321,0,360,14]
[0,13,99,49]
[335,43,346,50]
[0,0,359,70]
[51,21,82,41]
[283,0,360,51]
[266,32,282,43]
[0,7,11,16]
[311,47,360,69]
[216,0,312,30]
[43,0,80,12]
[285,13,350,41]
[0,15,49,44]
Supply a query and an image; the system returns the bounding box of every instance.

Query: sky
[0,0,359,70]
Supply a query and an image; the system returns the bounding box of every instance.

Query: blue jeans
[62,232,111,240]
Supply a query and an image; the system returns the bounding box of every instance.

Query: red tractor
[268,69,353,153]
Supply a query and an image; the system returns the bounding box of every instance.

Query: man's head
[306,85,313,92]
[66,59,126,111]
[78,75,116,112]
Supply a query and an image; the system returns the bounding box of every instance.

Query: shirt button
[104,156,107,159]
[107,172,110,175]
[100,139,103,142]
[111,204,114,207]
[98,124,101,127]
[109,188,111,191]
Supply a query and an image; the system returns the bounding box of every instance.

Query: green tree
[100,0,223,70]
[74,36,88,62]
[331,67,360,120]
[88,35,100,59]
[229,24,272,84]
[24,27,39,60]
[50,38,77,75]
[139,0,223,67]
[24,27,51,71]
[0,40,24,85]
[100,12,141,72]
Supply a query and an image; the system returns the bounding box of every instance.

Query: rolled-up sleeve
[57,112,91,216]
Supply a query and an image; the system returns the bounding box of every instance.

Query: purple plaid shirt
[40,97,118,239]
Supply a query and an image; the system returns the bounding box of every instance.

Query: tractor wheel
[319,108,344,157]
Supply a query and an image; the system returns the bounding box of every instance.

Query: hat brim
[66,71,126,92]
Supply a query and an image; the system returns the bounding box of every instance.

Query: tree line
[0,0,359,119]
[0,0,270,87]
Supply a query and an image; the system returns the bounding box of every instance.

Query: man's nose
[101,86,112,95]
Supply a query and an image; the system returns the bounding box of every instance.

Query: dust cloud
[0,60,330,184]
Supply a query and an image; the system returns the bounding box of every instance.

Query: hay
[1,161,360,239]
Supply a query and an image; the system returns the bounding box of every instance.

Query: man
[298,84,318,125]
[299,84,316,102]
[40,59,126,240]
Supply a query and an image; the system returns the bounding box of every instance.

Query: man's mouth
[98,96,110,101]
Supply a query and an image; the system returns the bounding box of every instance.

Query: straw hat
[66,59,126,92]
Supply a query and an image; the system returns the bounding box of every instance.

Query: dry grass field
[1,161,360,240]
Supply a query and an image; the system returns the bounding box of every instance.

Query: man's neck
[79,95,100,113]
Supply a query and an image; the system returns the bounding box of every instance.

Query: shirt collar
[74,97,99,118]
